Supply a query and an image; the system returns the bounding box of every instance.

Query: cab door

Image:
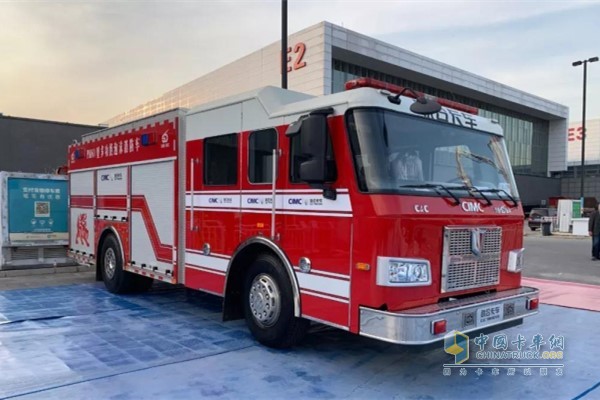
[279,117,353,328]
[240,128,282,242]
[185,133,241,295]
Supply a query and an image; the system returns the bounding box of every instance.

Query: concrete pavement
[523,234,600,286]
[0,267,95,291]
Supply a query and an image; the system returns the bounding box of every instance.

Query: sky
[0,0,599,125]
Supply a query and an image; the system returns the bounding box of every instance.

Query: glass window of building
[332,59,549,177]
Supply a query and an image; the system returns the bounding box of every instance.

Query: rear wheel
[100,234,153,293]
[243,254,309,348]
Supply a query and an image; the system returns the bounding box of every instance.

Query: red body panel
[95,220,130,262]
[71,195,94,208]
[300,293,349,328]
[97,196,127,210]
[185,266,226,296]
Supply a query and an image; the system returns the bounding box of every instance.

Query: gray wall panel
[560,176,600,203]
[0,116,99,173]
[514,174,561,207]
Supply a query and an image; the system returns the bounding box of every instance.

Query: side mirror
[410,97,441,115]
[298,113,334,184]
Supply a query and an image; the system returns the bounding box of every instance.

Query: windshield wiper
[459,151,497,168]
[399,183,460,205]
[477,188,519,208]
[402,183,501,208]
[449,184,493,206]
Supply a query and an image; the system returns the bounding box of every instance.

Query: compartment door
[131,160,175,275]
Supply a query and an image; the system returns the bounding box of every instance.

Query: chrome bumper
[359,287,540,345]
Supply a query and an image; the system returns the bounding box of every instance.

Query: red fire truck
[68,78,539,348]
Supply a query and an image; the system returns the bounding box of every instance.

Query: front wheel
[243,254,309,348]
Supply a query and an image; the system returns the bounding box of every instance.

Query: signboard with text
[68,119,177,172]
[7,177,68,242]
[567,120,600,165]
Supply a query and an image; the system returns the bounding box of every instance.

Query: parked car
[528,208,557,231]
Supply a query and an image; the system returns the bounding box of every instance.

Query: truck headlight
[376,257,432,287]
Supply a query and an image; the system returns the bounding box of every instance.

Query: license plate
[477,304,504,327]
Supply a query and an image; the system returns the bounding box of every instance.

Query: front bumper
[359,286,539,345]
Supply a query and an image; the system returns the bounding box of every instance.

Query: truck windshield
[346,108,519,200]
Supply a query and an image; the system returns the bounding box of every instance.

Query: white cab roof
[185,85,503,140]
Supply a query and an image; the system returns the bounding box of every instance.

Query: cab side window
[249,129,277,184]
[204,133,238,185]
[289,131,337,183]
[289,135,307,183]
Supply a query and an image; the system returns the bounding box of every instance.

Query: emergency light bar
[141,132,156,146]
[344,77,478,115]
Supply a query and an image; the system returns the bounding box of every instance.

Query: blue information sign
[7,178,68,242]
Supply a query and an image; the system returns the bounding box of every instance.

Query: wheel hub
[249,273,280,327]
[104,248,116,279]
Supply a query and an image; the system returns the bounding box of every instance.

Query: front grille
[442,226,502,292]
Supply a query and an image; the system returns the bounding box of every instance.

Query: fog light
[432,319,447,335]
[526,298,539,310]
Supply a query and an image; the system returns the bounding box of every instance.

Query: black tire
[100,235,153,294]
[530,227,537,231]
[243,254,309,348]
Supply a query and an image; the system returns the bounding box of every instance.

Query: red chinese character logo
[76,213,90,246]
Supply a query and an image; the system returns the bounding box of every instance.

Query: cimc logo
[461,201,483,213]
[444,330,470,364]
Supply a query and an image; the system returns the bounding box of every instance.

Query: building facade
[556,118,600,199]
[105,21,569,207]
[0,115,100,174]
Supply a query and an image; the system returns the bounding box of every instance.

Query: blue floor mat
[0,284,254,399]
